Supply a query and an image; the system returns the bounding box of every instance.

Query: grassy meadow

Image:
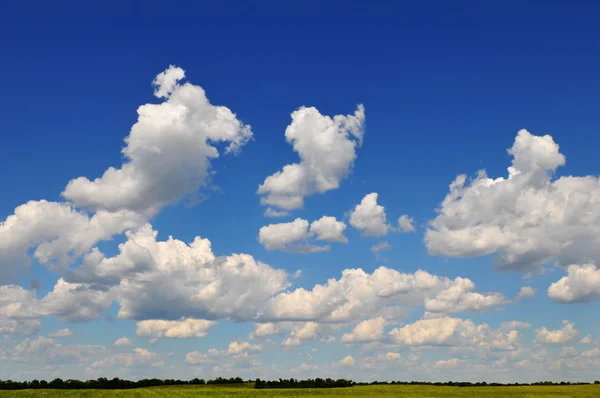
[2,383,600,397]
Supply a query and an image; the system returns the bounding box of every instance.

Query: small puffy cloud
[548,264,600,303]
[282,322,320,347]
[63,65,252,216]
[185,341,261,366]
[341,317,386,344]
[397,215,416,233]
[258,218,310,251]
[91,347,158,369]
[258,218,326,253]
[136,318,217,342]
[426,129,600,272]
[309,216,348,243]
[517,286,536,300]
[258,105,365,211]
[114,337,133,347]
[249,323,284,340]
[499,321,532,331]
[337,355,356,367]
[185,348,221,365]
[258,216,347,252]
[227,340,263,355]
[580,335,592,344]
[424,277,507,318]
[370,242,391,254]
[434,358,465,369]
[48,328,73,338]
[582,348,600,357]
[535,320,579,345]
[264,208,290,218]
[349,193,389,237]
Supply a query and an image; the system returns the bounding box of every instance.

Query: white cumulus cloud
[63,65,253,216]
[258,105,365,211]
[136,318,217,342]
[114,337,133,347]
[535,320,579,345]
[349,193,390,237]
[548,264,600,303]
[258,216,347,252]
[426,129,600,272]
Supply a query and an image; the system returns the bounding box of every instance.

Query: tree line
[0,377,245,390]
[254,378,353,389]
[0,377,598,390]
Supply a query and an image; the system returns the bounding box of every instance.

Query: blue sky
[1,0,600,383]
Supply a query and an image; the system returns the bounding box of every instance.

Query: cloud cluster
[349,193,415,237]
[388,317,524,354]
[263,267,503,323]
[91,225,289,321]
[258,105,365,212]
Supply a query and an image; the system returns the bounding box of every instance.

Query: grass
[2,384,600,397]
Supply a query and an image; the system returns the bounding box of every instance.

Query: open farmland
[2,384,600,397]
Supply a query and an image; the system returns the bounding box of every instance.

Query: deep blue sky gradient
[1,0,599,381]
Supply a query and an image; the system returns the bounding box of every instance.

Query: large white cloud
[81,224,290,321]
[257,216,347,252]
[258,105,365,211]
[547,264,600,303]
[263,267,499,323]
[63,65,253,216]
[425,129,600,272]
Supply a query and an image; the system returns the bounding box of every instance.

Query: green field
[2,384,600,398]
